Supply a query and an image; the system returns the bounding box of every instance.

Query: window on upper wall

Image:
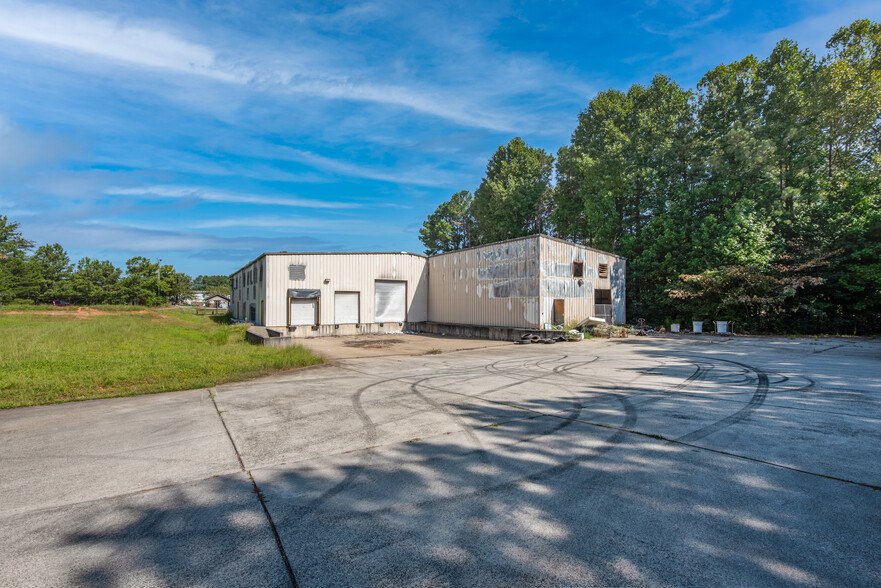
[289,264,306,280]
[595,289,612,304]
[573,261,584,278]
[598,263,609,278]
[259,265,263,282]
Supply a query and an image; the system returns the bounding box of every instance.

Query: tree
[759,40,823,215]
[471,137,554,244]
[70,258,122,305]
[419,191,474,255]
[0,215,34,259]
[817,20,881,175]
[30,243,72,302]
[0,215,37,303]
[193,275,230,295]
[165,271,194,304]
[122,257,161,306]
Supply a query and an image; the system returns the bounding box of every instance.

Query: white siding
[261,253,428,328]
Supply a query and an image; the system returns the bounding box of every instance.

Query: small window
[289,264,306,280]
[598,263,609,278]
[259,265,263,282]
[595,289,612,304]
[573,261,584,278]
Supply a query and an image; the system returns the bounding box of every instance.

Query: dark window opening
[573,261,584,278]
[598,263,609,278]
[595,289,612,305]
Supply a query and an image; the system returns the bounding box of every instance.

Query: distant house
[204,294,230,309]
[181,291,207,306]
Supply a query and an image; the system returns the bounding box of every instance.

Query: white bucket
[715,321,728,334]
[670,323,680,333]
[693,321,703,334]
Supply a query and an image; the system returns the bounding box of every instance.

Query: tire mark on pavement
[677,360,770,443]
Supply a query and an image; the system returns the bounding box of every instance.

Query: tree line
[0,215,229,306]
[419,19,881,334]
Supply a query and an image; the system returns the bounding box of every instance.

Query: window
[595,289,612,305]
[289,264,306,280]
[573,261,584,278]
[598,263,609,278]
[259,264,263,282]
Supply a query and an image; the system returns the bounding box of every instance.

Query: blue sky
[1,0,879,276]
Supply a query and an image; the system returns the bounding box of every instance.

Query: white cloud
[0,1,520,131]
[106,185,360,209]
[279,148,466,187]
[0,1,242,82]
[192,215,397,234]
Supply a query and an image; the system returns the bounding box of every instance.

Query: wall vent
[289,264,306,280]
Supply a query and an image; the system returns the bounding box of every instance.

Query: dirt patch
[75,307,110,319]
[343,337,406,349]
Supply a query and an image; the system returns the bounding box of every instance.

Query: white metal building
[230,252,428,336]
[230,235,625,338]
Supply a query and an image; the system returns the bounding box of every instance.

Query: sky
[1,0,879,276]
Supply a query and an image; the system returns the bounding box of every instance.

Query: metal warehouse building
[230,235,625,339]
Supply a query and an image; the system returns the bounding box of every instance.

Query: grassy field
[0,306,322,409]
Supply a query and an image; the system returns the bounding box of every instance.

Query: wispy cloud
[106,185,360,209]
[19,219,333,255]
[278,148,466,188]
[192,215,400,234]
[0,1,241,82]
[0,0,518,131]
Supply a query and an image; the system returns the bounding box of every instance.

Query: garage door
[374,281,406,323]
[289,299,318,325]
[334,292,359,324]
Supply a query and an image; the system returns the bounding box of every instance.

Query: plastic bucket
[692,321,703,334]
[715,321,728,334]
[670,323,680,333]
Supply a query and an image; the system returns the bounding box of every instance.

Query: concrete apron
[0,336,879,586]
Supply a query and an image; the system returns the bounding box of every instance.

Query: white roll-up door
[289,299,318,325]
[334,292,359,324]
[374,281,406,322]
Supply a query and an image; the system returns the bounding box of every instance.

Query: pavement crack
[209,388,299,588]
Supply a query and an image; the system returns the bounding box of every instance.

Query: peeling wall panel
[429,236,542,329]
[539,236,625,326]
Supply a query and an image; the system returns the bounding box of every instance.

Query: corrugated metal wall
[428,236,542,329]
[230,258,266,324]
[262,253,428,327]
[539,236,625,326]
[428,235,626,329]
[612,258,626,324]
[229,236,626,331]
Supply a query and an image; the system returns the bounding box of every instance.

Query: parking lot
[1,335,879,586]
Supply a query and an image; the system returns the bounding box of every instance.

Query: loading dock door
[334,292,360,324]
[290,299,318,325]
[374,281,406,323]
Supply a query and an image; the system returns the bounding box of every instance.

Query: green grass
[0,307,322,409]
